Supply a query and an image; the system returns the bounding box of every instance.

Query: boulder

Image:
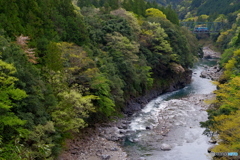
[101,154,111,160]
[200,65,223,81]
[160,143,172,151]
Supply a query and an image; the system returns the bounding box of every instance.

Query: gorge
[58,47,221,160]
[1,1,240,159]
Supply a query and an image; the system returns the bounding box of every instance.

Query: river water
[124,59,217,160]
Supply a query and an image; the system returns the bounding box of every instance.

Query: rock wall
[123,69,192,115]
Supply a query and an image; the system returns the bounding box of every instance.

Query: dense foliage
[193,0,240,16]
[0,0,199,159]
[194,0,240,156]
[201,48,240,155]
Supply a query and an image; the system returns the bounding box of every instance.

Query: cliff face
[124,69,192,115]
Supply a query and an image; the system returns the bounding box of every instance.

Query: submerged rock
[146,126,152,130]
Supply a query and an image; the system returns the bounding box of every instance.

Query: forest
[0,0,199,159]
[1,0,240,159]
[174,0,240,156]
[170,0,240,156]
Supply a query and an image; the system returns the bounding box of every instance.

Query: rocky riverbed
[200,46,223,81]
[200,64,222,81]
[57,121,128,160]
[57,46,221,160]
[125,94,216,160]
[202,46,221,59]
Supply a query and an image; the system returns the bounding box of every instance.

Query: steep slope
[0,1,200,159]
[192,0,240,15]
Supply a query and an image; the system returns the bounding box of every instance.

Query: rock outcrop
[57,124,128,160]
[202,46,221,59]
[123,69,192,115]
[200,46,223,81]
[200,65,223,81]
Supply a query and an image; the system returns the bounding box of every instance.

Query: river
[123,58,218,160]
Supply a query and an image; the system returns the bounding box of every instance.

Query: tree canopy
[0,0,200,159]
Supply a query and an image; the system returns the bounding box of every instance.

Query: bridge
[180,22,224,33]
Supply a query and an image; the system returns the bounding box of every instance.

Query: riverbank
[57,71,193,160]
[57,125,127,160]
[123,46,221,160]
[125,93,216,160]
[57,46,221,160]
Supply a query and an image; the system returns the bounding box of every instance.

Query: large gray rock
[200,65,223,81]
[160,143,172,151]
[203,46,221,59]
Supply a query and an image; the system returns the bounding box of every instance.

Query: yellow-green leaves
[214,14,228,23]
[223,49,240,79]
[141,22,172,54]
[217,29,233,43]
[209,76,240,152]
[52,89,96,133]
[146,8,167,19]
[0,60,18,86]
[106,32,139,60]
[0,59,27,142]
[0,60,27,108]
[211,110,240,152]
[214,76,240,112]
[90,74,115,117]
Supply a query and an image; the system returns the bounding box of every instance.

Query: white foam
[129,101,169,131]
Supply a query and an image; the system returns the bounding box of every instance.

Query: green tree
[208,77,240,153]
[0,59,28,159]
[141,22,172,54]
[162,5,180,25]
[52,87,96,133]
[146,8,167,19]
[44,42,63,72]
[211,110,240,153]
[110,8,141,38]
[223,49,240,79]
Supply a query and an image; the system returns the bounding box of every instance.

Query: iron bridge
[180,22,224,33]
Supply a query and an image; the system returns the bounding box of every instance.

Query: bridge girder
[180,22,224,33]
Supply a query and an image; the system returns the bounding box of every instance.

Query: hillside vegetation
[180,0,240,156]
[0,0,199,159]
[152,0,240,155]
